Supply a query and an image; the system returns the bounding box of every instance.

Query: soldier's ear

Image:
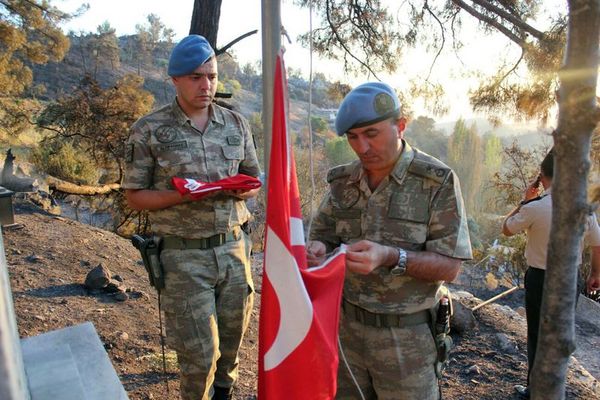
[397,117,407,132]
[395,117,407,138]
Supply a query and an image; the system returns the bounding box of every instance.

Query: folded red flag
[172,174,262,199]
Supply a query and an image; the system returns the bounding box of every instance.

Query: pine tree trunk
[530,1,600,399]
[189,0,222,50]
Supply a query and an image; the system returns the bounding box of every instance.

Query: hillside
[30,45,332,140]
[435,118,553,149]
[3,197,599,399]
[27,34,556,153]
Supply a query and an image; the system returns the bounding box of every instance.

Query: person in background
[307,82,473,400]
[122,35,260,400]
[502,150,600,398]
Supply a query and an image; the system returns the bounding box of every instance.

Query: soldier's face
[346,118,405,174]
[172,58,218,112]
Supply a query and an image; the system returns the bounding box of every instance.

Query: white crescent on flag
[263,224,312,370]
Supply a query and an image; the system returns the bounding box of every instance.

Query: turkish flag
[258,51,346,400]
[171,174,261,200]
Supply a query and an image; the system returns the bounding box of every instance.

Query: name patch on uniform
[157,140,188,152]
[227,136,242,145]
[125,143,134,163]
[154,125,178,143]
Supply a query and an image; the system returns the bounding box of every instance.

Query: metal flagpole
[261,0,281,193]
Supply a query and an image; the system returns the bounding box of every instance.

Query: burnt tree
[189,0,222,49]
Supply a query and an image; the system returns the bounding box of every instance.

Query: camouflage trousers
[336,312,439,400]
[160,231,254,400]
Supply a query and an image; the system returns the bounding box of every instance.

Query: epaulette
[408,150,450,184]
[327,163,354,183]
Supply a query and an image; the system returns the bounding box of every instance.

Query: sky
[58,0,323,77]
[56,0,558,125]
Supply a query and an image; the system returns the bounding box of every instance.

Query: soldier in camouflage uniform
[122,35,260,400]
[307,82,472,400]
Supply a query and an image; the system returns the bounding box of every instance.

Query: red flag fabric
[171,174,262,199]
[258,51,346,400]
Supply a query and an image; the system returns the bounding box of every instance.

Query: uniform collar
[170,99,226,127]
[390,140,415,185]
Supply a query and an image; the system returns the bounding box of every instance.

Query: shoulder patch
[327,164,353,183]
[154,125,178,143]
[408,151,450,184]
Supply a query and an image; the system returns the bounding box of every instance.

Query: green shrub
[30,141,99,185]
[310,116,329,134]
[324,136,357,167]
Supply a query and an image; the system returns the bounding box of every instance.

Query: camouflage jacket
[310,142,472,314]
[122,100,260,238]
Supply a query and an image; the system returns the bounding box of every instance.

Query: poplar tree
[447,119,483,212]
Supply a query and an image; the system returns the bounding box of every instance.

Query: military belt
[342,298,431,328]
[162,226,241,250]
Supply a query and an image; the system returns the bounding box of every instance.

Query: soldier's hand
[306,241,327,267]
[225,187,260,200]
[346,240,395,275]
[524,175,541,201]
[587,275,600,294]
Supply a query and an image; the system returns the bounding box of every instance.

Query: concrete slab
[21,322,128,400]
[25,344,85,400]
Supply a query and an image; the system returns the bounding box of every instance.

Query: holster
[241,221,251,235]
[430,295,454,379]
[131,234,165,290]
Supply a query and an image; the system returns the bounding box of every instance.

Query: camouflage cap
[168,35,215,77]
[335,82,401,136]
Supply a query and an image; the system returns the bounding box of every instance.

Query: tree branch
[325,0,381,80]
[451,0,526,47]
[216,29,258,56]
[498,48,525,84]
[424,1,445,81]
[469,0,545,40]
[47,175,121,196]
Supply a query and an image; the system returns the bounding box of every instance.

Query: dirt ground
[3,199,599,399]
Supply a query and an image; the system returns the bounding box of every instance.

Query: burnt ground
[3,199,599,399]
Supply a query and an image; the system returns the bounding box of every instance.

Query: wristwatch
[390,248,408,276]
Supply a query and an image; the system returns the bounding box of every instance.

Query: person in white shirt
[502,150,600,398]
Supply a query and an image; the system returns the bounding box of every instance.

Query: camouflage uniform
[123,100,260,400]
[310,141,472,400]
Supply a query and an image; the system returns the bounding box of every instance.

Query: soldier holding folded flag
[122,35,260,400]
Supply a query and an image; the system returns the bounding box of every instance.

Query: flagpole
[261,0,281,194]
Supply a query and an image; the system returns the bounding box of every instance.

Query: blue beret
[168,35,215,77]
[335,82,400,135]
